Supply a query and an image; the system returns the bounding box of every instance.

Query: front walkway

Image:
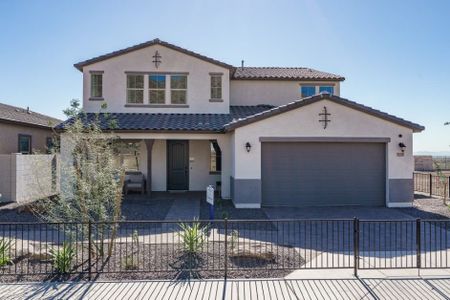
[2,270,450,300]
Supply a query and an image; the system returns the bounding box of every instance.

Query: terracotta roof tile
[232,67,344,81]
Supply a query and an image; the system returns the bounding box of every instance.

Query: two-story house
[58,38,424,208]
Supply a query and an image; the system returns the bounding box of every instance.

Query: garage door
[261,142,386,207]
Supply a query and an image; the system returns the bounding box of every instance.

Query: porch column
[216,135,231,199]
[144,139,155,196]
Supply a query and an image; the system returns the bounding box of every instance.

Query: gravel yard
[396,194,450,219]
[0,241,302,282]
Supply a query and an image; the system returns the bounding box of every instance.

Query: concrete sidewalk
[1,270,450,300]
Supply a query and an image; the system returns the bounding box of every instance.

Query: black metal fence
[0,219,449,280]
[414,172,450,198]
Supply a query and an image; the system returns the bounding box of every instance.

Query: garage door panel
[261,142,386,207]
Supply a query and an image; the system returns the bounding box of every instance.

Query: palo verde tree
[34,99,129,257]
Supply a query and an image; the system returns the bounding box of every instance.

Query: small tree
[34,99,127,257]
[434,162,449,205]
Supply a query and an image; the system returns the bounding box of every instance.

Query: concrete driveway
[263,205,415,220]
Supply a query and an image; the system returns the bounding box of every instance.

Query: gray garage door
[261,142,386,207]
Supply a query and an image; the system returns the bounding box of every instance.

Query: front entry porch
[116,134,231,200]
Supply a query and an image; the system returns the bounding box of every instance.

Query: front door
[167,140,189,190]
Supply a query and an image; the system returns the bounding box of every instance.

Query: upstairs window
[170,75,187,104]
[127,74,144,104]
[210,141,222,173]
[319,86,334,95]
[149,74,166,104]
[210,74,222,100]
[18,134,31,154]
[301,86,316,98]
[90,72,103,99]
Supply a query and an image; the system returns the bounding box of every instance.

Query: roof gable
[74,38,234,71]
[224,94,425,132]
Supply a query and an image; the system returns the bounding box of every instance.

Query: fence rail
[0,218,449,280]
[414,172,450,198]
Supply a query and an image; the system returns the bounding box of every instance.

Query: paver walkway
[1,277,449,299]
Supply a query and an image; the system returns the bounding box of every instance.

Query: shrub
[122,255,138,270]
[0,239,12,267]
[178,220,208,255]
[229,230,239,253]
[50,242,75,274]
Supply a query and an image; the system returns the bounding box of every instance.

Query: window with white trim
[149,74,166,104]
[210,75,222,100]
[319,86,334,95]
[90,73,103,98]
[300,85,316,98]
[170,75,187,104]
[127,74,144,104]
[210,141,222,173]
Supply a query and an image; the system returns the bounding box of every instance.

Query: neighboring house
[58,38,424,208]
[0,103,62,203]
[0,102,61,154]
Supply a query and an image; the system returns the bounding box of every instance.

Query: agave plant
[0,239,12,267]
[178,220,208,255]
[50,242,75,274]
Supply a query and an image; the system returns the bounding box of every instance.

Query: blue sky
[0,0,449,152]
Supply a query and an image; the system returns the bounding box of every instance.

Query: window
[210,75,222,100]
[301,86,316,98]
[90,73,103,98]
[46,137,53,153]
[210,141,222,173]
[114,142,140,171]
[127,74,144,103]
[149,74,166,104]
[170,75,187,104]
[319,86,334,95]
[18,134,31,154]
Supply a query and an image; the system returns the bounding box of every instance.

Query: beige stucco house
[0,103,61,203]
[58,38,424,208]
[0,103,60,155]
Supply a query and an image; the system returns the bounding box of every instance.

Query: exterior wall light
[398,142,406,153]
[245,142,252,153]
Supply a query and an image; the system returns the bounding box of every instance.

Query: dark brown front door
[167,140,189,190]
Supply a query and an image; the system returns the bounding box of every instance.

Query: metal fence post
[353,218,359,277]
[430,173,433,197]
[88,220,92,281]
[448,177,450,198]
[416,218,421,270]
[224,218,228,279]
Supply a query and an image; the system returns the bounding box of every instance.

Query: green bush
[178,220,208,255]
[0,239,12,267]
[122,255,138,270]
[50,242,75,274]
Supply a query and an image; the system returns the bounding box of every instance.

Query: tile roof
[55,105,274,132]
[74,38,344,82]
[0,102,62,128]
[232,67,344,81]
[74,38,234,71]
[224,93,425,132]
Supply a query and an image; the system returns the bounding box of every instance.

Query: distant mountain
[414,151,450,156]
